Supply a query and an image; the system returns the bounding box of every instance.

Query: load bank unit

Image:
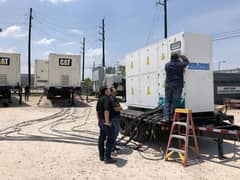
[92,66,105,94]
[214,72,240,104]
[0,52,20,100]
[47,53,81,100]
[125,32,214,113]
[35,60,49,88]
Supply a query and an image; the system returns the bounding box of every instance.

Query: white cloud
[34,38,56,45]
[41,0,73,4]
[62,41,77,46]
[0,0,7,3]
[0,47,16,53]
[86,48,102,57]
[69,29,83,35]
[0,25,27,39]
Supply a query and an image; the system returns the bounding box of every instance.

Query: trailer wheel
[134,123,145,142]
[130,124,141,141]
[120,117,130,136]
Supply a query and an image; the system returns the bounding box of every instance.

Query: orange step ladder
[164,108,200,167]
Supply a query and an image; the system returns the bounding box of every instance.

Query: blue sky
[0,0,240,78]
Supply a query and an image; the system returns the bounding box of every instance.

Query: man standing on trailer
[163,53,189,122]
[110,87,123,155]
[96,87,116,164]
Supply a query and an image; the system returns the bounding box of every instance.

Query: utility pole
[81,37,85,81]
[28,8,33,88]
[99,18,105,67]
[156,0,168,38]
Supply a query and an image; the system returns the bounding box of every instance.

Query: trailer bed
[120,108,240,158]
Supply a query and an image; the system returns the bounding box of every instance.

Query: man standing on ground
[110,87,123,155]
[24,85,30,102]
[163,53,189,121]
[96,87,116,164]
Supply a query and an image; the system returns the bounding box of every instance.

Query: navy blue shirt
[165,57,189,88]
[96,96,114,122]
[110,96,121,118]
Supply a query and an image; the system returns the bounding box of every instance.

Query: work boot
[114,147,121,151]
[104,158,117,164]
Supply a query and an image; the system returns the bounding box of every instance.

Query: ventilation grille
[61,75,69,86]
[0,74,8,85]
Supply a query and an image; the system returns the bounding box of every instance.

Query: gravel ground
[0,96,239,180]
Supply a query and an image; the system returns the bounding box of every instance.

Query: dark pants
[112,116,120,149]
[98,120,115,160]
[25,93,29,102]
[164,86,182,120]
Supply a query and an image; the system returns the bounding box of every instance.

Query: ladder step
[168,147,185,154]
[171,134,186,141]
[175,108,192,114]
[173,122,187,126]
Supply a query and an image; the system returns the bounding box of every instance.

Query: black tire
[133,123,146,142]
[120,117,130,136]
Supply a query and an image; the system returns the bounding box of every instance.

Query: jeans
[112,116,120,149]
[98,120,115,160]
[164,86,183,120]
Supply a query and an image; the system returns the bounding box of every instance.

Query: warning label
[146,56,150,65]
[131,88,134,96]
[217,86,240,94]
[130,61,134,69]
[161,53,165,61]
[147,86,151,95]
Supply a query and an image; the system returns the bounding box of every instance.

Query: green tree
[83,78,92,86]
[82,78,92,97]
[117,65,125,77]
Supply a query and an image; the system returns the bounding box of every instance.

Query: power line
[33,9,89,26]
[214,28,240,37]
[33,11,87,30]
[212,27,240,41]
[145,8,159,45]
[213,34,240,41]
[33,11,100,48]
[33,15,83,40]
[33,19,82,42]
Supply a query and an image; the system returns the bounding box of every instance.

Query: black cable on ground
[118,107,165,161]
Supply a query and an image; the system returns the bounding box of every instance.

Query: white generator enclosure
[0,52,20,87]
[35,60,48,87]
[125,32,214,113]
[48,53,81,88]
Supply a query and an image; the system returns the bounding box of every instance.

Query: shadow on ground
[0,96,30,108]
[117,130,240,167]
